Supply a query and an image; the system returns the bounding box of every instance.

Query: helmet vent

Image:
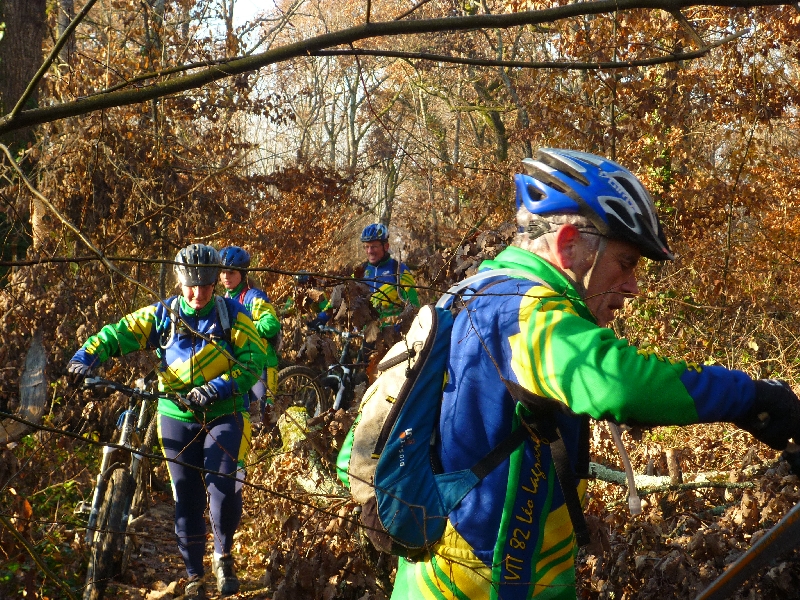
[614,176,643,205]
[526,184,545,201]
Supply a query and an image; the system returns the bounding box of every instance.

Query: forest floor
[98,490,274,600]
[99,492,272,600]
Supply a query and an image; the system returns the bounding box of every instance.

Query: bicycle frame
[317,326,368,411]
[81,378,157,544]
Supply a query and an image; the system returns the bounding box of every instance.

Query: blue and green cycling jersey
[363,255,419,318]
[70,296,269,422]
[224,281,281,369]
[392,245,756,600]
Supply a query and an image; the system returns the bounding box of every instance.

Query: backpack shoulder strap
[158,296,181,352]
[435,268,548,309]
[215,296,232,346]
[436,268,590,547]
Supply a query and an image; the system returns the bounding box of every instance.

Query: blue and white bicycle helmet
[360,223,389,243]
[174,244,220,286]
[220,246,251,270]
[515,148,673,261]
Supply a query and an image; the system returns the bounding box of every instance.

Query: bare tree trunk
[58,0,75,64]
[0,0,47,148]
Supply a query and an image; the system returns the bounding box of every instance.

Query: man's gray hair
[513,207,602,255]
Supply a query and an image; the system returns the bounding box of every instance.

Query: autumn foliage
[3,0,800,598]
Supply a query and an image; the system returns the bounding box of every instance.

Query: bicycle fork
[83,402,147,543]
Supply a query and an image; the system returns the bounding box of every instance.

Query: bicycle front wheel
[121,415,158,573]
[276,365,330,418]
[84,468,135,600]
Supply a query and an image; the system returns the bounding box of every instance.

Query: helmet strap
[579,235,608,299]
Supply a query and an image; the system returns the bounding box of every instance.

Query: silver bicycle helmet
[174,244,221,286]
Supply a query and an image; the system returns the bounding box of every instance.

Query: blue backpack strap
[437,268,591,548]
[435,268,546,309]
[214,296,232,346]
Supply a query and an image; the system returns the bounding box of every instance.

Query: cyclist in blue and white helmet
[358,223,419,322]
[218,245,282,429]
[388,151,800,600]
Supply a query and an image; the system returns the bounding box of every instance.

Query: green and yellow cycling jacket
[224,280,281,369]
[70,296,268,422]
[392,245,756,600]
[363,255,420,318]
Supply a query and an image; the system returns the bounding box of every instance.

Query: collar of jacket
[479,245,597,324]
[365,253,394,269]
[225,280,247,299]
[178,295,217,317]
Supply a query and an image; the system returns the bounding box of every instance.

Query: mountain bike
[275,325,370,418]
[74,377,185,600]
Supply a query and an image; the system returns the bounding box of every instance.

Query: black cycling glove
[734,379,800,450]
[186,383,219,408]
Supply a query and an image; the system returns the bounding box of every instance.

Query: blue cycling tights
[158,412,250,577]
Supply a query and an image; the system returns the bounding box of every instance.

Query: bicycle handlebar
[317,325,365,340]
[83,377,192,411]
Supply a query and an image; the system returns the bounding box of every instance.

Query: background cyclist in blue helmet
[390,149,800,600]
[359,223,419,322]
[219,246,282,426]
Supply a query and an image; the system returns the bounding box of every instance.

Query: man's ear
[552,223,581,271]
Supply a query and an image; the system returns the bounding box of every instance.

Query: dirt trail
[102,490,272,600]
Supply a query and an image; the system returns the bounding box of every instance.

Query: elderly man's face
[583,238,641,327]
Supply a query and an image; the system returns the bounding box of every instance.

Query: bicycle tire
[121,414,158,572]
[276,365,331,418]
[83,467,135,600]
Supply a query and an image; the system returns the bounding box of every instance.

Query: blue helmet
[219,246,251,270]
[295,270,311,284]
[360,223,389,243]
[515,148,673,261]
[174,244,220,286]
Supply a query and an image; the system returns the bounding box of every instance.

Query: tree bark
[0,330,47,444]
[0,0,47,148]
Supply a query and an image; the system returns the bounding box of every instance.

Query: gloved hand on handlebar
[734,379,800,450]
[186,383,219,408]
[67,360,93,386]
[307,311,329,331]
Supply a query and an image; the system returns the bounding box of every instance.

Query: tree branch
[0,0,790,135]
[10,0,100,119]
[315,29,747,70]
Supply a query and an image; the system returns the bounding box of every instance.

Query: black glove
[186,383,219,408]
[67,360,92,386]
[734,379,800,450]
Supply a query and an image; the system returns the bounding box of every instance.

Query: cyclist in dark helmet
[390,149,800,600]
[359,223,419,324]
[68,243,266,598]
[219,246,281,426]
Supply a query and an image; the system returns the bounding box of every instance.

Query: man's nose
[621,273,639,295]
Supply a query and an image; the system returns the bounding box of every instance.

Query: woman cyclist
[218,245,282,425]
[67,243,268,598]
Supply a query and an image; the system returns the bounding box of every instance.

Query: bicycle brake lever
[82,376,103,387]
